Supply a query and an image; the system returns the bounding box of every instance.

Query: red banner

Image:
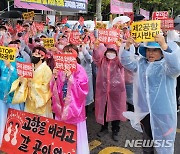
[17,62,33,78]
[35,22,44,32]
[152,11,169,20]
[0,109,77,154]
[160,18,174,30]
[98,29,120,44]
[69,31,82,45]
[54,54,77,72]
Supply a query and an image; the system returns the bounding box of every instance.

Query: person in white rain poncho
[120,34,180,154]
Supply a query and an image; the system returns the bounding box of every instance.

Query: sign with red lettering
[69,31,82,45]
[98,29,120,44]
[0,109,77,154]
[160,18,174,30]
[152,11,169,20]
[17,62,33,78]
[54,54,77,72]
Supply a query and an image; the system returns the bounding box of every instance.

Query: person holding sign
[10,46,53,118]
[121,34,180,154]
[0,41,25,146]
[93,42,127,142]
[50,44,89,154]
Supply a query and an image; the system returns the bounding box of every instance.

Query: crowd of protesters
[0,15,180,154]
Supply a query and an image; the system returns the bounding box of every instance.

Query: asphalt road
[87,104,180,154]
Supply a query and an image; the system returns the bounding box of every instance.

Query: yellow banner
[0,46,16,62]
[22,11,35,20]
[96,22,107,29]
[20,0,64,6]
[43,38,55,49]
[131,20,161,42]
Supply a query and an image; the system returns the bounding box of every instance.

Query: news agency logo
[124,139,173,148]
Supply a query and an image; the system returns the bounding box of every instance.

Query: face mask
[40,41,44,46]
[50,29,53,32]
[58,44,64,50]
[31,56,41,64]
[106,52,116,60]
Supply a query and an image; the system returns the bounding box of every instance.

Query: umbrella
[134,14,145,21]
[112,16,131,25]
[0,10,22,19]
[174,15,180,24]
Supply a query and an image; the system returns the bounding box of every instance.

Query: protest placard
[42,38,55,48]
[69,31,82,45]
[98,29,120,44]
[54,54,77,72]
[152,11,169,20]
[17,62,33,78]
[160,18,174,30]
[131,20,161,42]
[0,108,77,154]
[0,46,16,62]
[22,11,35,20]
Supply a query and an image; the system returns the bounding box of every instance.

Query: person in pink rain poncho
[93,42,127,141]
[50,44,89,154]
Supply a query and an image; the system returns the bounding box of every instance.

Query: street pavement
[87,104,180,154]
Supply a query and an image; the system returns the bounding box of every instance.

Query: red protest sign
[69,31,82,45]
[0,109,77,154]
[35,22,44,31]
[98,29,120,44]
[160,18,174,30]
[54,54,77,72]
[152,11,169,20]
[17,62,33,78]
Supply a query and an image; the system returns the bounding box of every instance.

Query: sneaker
[97,128,108,137]
[112,132,119,142]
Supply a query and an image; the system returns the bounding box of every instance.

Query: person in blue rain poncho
[0,41,25,147]
[120,34,180,154]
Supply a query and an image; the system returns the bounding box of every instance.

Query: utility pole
[96,0,102,21]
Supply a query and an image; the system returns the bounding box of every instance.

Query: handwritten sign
[98,29,120,44]
[160,18,174,30]
[22,11,35,20]
[54,54,77,72]
[0,108,77,154]
[152,11,169,20]
[0,46,16,62]
[43,38,54,49]
[17,62,33,78]
[69,31,81,45]
[131,20,161,42]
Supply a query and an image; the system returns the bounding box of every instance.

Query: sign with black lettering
[0,109,77,154]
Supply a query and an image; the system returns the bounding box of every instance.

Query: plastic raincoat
[93,43,127,125]
[79,45,94,106]
[121,42,180,154]
[10,62,53,118]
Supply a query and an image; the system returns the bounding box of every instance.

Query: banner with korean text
[43,38,55,49]
[22,11,35,20]
[0,109,77,154]
[98,29,120,44]
[0,46,16,62]
[131,20,161,42]
[152,11,169,20]
[17,62,33,78]
[54,54,77,72]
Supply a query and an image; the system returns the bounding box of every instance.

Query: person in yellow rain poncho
[10,46,53,118]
